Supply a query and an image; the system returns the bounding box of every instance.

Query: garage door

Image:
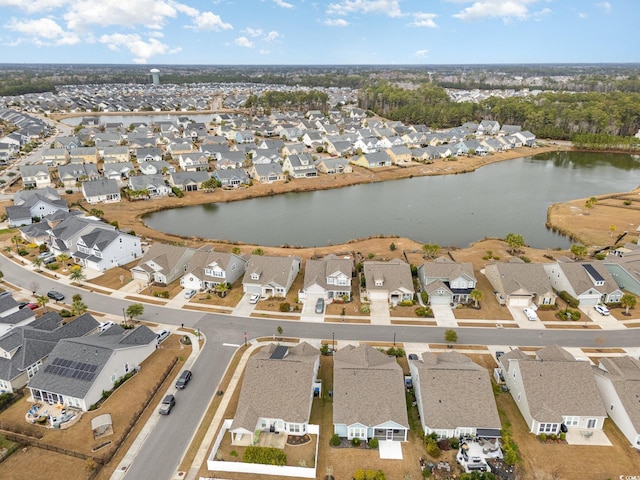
[369,291,388,301]
[429,295,450,306]
[508,296,530,307]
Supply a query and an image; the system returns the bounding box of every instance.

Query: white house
[299,254,353,304]
[544,260,623,306]
[73,229,142,272]
[242,255,301,299]
[181,247,247,291]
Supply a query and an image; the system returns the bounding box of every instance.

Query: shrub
[519,255,531,263]
[65,189,73,194]
[594,253,606,260]
[242,446,286,466]
[426,439,441,458]
[330,434,340,447]
[279,302,291,312]
[230,450,238,457]
[46,262,59,270]
[360,304,370,314]
[539,433,547,442]
[550,433,557,441]
[624,200,632,206]
[171,186,184,198]
[559,432,566,441]
[154,291,170,298]
[59,309,72,317]
[386,346,405,357]
[368,438,379,449]
[320,343,330,355]
[389,242,396,251]
[415,306,433,317]
[558,290,579,308]
[351,437,361,447]
[421,291,428,303]
[449,437,460,449]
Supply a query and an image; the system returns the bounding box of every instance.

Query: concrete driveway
[232,293,259,317]
[508,306,544,329]
[370,298,390,325]
[300,294,325,323]
[431,304,457,327]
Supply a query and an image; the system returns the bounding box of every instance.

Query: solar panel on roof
[43,358,98,381]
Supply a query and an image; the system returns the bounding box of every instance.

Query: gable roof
[595,356,640,431]
[303,255,353,290]
[333,344,409,428]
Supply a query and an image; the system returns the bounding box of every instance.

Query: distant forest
[358,83,640,141]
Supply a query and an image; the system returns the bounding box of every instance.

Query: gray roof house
[103,161,135,181]
[499,345,607,436]
[484,261,556,307]
[168,171,210,192]
[544,260,623,306]
[604,250,640,296]
[0,294,36,338]
[138,160,174,176]
[58,163,100,188]
[417,257,477,306]
[229,343,320,446]
[131,243,198,285]
[299,254,353,304]
[333,344,409,442]
[282,154,318,179]
[315,157,352,175]
[0,312,97,394]
[181,247,247,291]
[73,228,142,272]
[212,167,250,187]
[20,165,52,189]
[242,255,302,299]
[128,174,172,197]
[135,147,163,162]
[246,163,285,183]
[48,214,115,256]
[81,178,121,204]
[409,351,501,439]
[363,259,414,305]
[6,187,68,227]
[593,356,640,450]
[27,323,157,412]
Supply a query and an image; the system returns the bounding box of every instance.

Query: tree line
[244,90,329,112]
[358,82,640,140]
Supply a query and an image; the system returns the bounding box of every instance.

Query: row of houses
[227,342,640,452]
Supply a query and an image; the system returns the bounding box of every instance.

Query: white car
[98,321,115,332]
[523,307,539,321]
[594,305,610,316]
[249,294,260,304]
[184,289,197,299]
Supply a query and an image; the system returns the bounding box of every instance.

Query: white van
[156,329,170,344]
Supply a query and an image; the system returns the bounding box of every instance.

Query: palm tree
[215,282,229,298]
[422,243,440,259]
[609,224,616,238]
[3,246,12,256]
[71,298,88,317]
[69,267,86,285]
[621,293,637,316]
[32,257,43,271]
[36,295,50,312]
[56,253,69,266]
[470,289,483,308]
[11,235,21,253]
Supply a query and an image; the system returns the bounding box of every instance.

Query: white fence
[206,420,319,478]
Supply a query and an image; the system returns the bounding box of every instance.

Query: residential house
[351,151,392,169]
[282,154,318,178]
[385,146,412,165]
[69,146,99,164]
[281,143,306,156]
[242,255,301,299]
[484,261,556,307]
[362,259,414,305]
[514,131,536,147]
[417,258,477,305]
[0,295,36,338]
[216,151,246,170]
[168,171,211,192]
[181,247,247,291]
[103,161,135,181]
[604,250,640,296]
[138,160,174,176]
[178,152,209,172]
[593,356,640,449]
[73,229,141,272]
[6,188,69,227]
[135,147,163,163]
[128,175,171,197]
[0,312,97,394]
[131,243,197,285]
[544,260,623,306]
[20,165,52,189]
[58,164,100,189]
[325,140,354,157]
[246,163,285,183]
[167,141,194,156]
[499,345,607,436]
[315,157,352,175]
[81,179,121,204]
[229,343,320,445]
[302,131,323,148]
[212,167,250,187]
[333,344,409,442]
[299,254,353,304]
[410,351,501,439]
[27,323,157,412]
[235,131,255,144]
[101,146,130,163]
[478,120,501,136]
[53,136,80,151]
[41,148,69,166]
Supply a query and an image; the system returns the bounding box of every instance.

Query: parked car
[156,329,170,344]
[47,290,65,301]
[315,298,325,314]
[175,370,192,389]
[495,351,505,360]
[25,303,39,311]
[37,251,54,260]
[184,289,197,300]
[594,305,610,316]
[98,321,115,332]
[158,394,175,415]
[408,353,419,361]
[248,294,260,304]
[0,291,11,299]
[523,307,538,321]
[43,256,57,265]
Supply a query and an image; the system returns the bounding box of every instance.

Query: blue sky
[0,0,635,65]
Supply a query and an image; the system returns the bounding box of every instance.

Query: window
[110,374,117,383]
[538,423,557,434]
[563,416,579,426]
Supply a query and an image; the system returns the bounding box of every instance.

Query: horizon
[0,0,636,65]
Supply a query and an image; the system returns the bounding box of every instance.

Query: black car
[175,370,192,389]
[47,291,65,301]
[18,301,29,310]
[408,354,419,361]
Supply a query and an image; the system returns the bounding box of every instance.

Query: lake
[143,151,640,249]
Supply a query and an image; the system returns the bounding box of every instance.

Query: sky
[0,0,635,65]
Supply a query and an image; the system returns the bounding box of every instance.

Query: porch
[565,428,611,446]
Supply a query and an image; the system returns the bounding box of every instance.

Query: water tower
[150,68,160,86]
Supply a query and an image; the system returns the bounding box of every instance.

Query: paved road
[1,257,637,480]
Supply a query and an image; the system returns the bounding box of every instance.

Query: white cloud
[234,36,254,48]
[409,13,438,28]
[452,0,545,22]
[259,49,271,55]
[596,1,612,14]
[326,0,402,18]
[578,12,588,19]
[242,27,264,37]
[64,0,178,30]
[414,49,429,59]
[188,11,233,31]
[6,17,80,46]
[0,0,69,15]
[99,32,180,63]
[272,0,294,8]
[264,31,282,42]
[324,18,350,26]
